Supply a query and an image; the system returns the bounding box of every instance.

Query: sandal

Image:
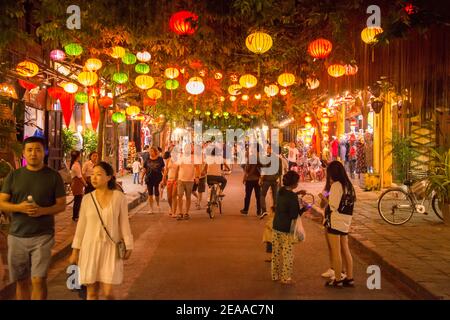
[183,213,190,220]
[325,279,344,288]
[176,214,184,220]
[343,278,355,287]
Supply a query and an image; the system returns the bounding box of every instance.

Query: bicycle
[377,179,443,225]
[206,170,230,219]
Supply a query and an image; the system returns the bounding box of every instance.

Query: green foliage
[426,148,450,203]
[82,129,98,155]
[62,127,76,156]
[386,131,418,182]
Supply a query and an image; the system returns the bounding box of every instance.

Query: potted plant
[426,148,450,225]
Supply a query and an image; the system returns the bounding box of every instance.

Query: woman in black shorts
[144,146,165,214]
[323,161,356,288]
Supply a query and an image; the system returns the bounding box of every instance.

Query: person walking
[69,162,133,300]
[132,157,141,184]
[260,145,282,216]
[0,136,66,300]
[162,152,179,217]
[192,159,207,210]
[176,144,200,220]
[287,142,299,170]
[240,150,261,216]
[271,170,306,285]
[322,161,355,288]
[70,150,87,222]
[139,145,150,185]
[144,146,165,214]
[82,151,98,194]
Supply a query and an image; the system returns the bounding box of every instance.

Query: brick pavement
[0,174,148,297]
[303,177,450,300]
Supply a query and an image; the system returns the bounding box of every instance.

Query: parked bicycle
[377,179,443,225]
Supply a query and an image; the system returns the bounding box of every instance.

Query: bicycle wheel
[218,199,222,215]
[207,188,215,219]
[431,192,444,220]
[378,188,414,225]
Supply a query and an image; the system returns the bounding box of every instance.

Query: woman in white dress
[69,161,133,300]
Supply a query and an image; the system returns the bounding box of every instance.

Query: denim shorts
[8,233,55,281]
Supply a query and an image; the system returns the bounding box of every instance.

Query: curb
[308,205,441,300]
[0,191,148,300]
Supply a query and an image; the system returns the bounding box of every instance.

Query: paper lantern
[64,43,83,56]
[228,84,242,96]
[230,96,237,102]
[327,64,346,78]
[280,89,288,96]
[110,46,125,58]
[305,114,312,123]
[50,49,65,61]
[214,72,223,80]
[75,92,88,103]
[59,92,75,126]
[205,111,211,116]
[242,94,249,101]
[147,88,162,100]
[16,61,39,77]
[307,38,332,59]
[306,78,320,90]
[169,11,199,35]
[112,112,126,123]
[237,115,242,119]
[113,72,128,84]
[245,32,273,54]
[239,74,257,89]
[323,134,329,141]
[345,64,358,76]
[165,79,179,90]
[254,93,261,100]
[304,137,312,144]
[305,122,312,129]
[0,83,18,99]
[135,75,154,90]
[136,51,151,62]
[219,96,225,102]
[277,73,295,87]
[78,71,98,86]
[98,96,113,108]
[321,116,329,124]
[18,79,37,91]
[47,86,65,100]
[126,106,140,116]
[63,82,78,94]
[122,53,137,65]
[223,112,229,117]
[135,63,150,74]
[186,77,205,95]
[322,124,329,131]
[85,58,102,71]
[361,27,383,44]
[264,84,279,97]
[165,67,180,79]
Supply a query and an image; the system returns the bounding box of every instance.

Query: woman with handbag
[70,151,87,222]
[69,161,133,300]
[271,170,307,285]
[323,161,356,288]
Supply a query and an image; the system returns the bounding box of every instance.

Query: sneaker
[321,268,335,278]
[343,278,355,287]
[259,212,269,219]
[176,214,184,220]
[325,279,343,288]
[240,209,248,215]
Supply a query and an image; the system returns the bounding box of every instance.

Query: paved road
[47,169,412,300]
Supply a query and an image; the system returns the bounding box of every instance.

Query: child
[132,157,141,184]
[262,207,275,262]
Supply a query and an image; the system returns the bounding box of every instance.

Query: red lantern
[98,96,113,108]
[144,97,157,107]
[169,11,199,35]
[59,92,75,126]
[307,38,332,59]
[47,86,65,100]
[88,93,100,131]
[18,79,37,91]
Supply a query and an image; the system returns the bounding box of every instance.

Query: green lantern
[188,108,193,113]
[64,43,83,56]
[135,63,150,74]
[165,79,179,90]
[205,111,211,116]
[213,112,220,117]
[75,92,88,104]
[223,112,229,117]
[112,112,126,123]
[122,53,136,65]
[113,72,128,84]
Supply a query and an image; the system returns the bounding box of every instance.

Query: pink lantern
[50,49,66,61]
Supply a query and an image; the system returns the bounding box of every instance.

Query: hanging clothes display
[364,131,374,172]
[356,138,367,174]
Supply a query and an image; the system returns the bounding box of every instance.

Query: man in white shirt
[82,151,98,193]
[287,142,299,170]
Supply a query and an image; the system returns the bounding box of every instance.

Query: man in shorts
[176,144,200,220]
[0,136,66,300]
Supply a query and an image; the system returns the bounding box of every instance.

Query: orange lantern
[165,67,180,79]
[228,84,242,96]
[345,64,358,76]
[16,61,39,77]
[135,75,155,90]
[307,38,332,59]
[85,58,102,71]
[98,96,113,108]
[78,71,98,86]
[327,64,346,78]
[361,27,383,44]
[239,74,257,89]
[147,88,162,100]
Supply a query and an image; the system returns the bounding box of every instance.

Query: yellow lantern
[136,51,151,62]
[361,27,384,44]
[239,74,257,89]
[304,137,312,144]
[321,116,329,124]
[305,122,312,129]
[147,88,162,100]
[277,73,295,87]
[0,83,18,99]
[254,93,261,100]
[322,124,329,132]
[135,75,155,90]
[110,46,125,58]
[242,94,249,101]
[245,32,273,54]
[321,107,328,114]
[78,71,98,86]
[327,64,346,78]
[219,96,225,102]
[126,105,140,116]
[304,115,312,123]
[214,72,223,80]
[323,133,329,141]
[264,84,279,97]
[165,67,180,79]
[85,58,102,71]
[280,89,288,96]
[16,61,39,77]
[230,96,237,102]
[306,78,319,90]
[228,84,242,96]
[186,77,204,95]
[62,82,78,93]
